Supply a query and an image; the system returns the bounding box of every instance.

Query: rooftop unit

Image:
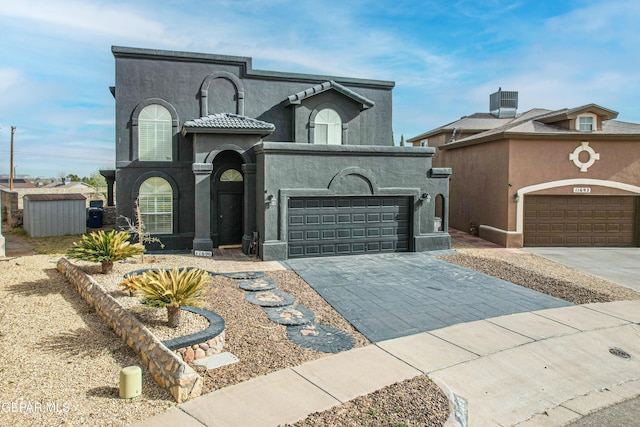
[490,88,518,118]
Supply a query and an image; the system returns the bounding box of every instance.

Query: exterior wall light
[514,193,520,203]
[421,193,431,202]
[265,194,274,204]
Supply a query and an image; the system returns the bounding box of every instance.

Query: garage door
[524,195,637,247]
[288,196,410,258]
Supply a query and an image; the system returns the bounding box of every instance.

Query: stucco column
[241,163,256,254]
[192,163,213,254]
[99,170,116,206]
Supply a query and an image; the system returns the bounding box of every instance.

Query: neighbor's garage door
[288,196,410,258]
[524,195,637,247]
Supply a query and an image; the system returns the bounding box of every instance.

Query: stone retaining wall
[103,206,117,226]
[0,190,21,227]
[175,337,225,362]
[56,257,203,403]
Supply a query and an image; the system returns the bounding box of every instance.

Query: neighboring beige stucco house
[408,89,640,247]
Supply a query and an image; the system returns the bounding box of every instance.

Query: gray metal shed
[23,193,87,237]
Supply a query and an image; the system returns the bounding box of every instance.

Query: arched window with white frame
[314,108,342,145]
[139,104,172,161]
[138,177,173,234]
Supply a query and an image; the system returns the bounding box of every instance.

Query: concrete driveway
[285,252,571,342]
[524,247,640,292]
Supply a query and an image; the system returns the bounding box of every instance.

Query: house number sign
[573,187,591,193]
[194,250,213,257]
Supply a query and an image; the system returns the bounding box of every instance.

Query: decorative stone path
[232,273,355,353]
[244,289,296,307]
[286,323,355,353]
[262,305,315,326]
[237,277,278,291]
[223,271,266,280]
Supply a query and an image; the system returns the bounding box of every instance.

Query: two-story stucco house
[409,89,640,248]
[106,46,451,260]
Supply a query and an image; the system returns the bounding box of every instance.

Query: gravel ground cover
[0,249,374,426]
[438,248,640,304]
[2,229,639,426]
[288,375,450,427]
[0,255,175,427]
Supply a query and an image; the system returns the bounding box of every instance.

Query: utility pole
[9,126,15,190]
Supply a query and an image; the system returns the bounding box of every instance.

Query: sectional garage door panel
[524,195,636,247]
[288,196,410,258]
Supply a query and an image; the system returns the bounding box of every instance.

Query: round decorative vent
[569,141,600,172]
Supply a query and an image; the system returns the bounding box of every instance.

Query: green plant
[119,268,212,328]
[66,230,145,274]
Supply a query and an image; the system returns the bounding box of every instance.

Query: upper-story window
[314,108,342,145]
[577,114,595,132]
[139,104,172,161]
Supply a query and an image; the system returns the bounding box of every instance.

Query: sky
[0,0,639,178]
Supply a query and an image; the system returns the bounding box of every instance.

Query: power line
[0,149,113,162]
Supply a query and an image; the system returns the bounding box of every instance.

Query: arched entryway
[212,151,244,246]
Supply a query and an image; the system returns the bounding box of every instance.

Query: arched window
[138,177,173,234]
[139,104,172,161]
[314,108,342,145]
[220,169,243,182]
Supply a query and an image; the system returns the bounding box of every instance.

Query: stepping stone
[193,352,239,370]
[286,322,355,353]
[262,305,315,326]
[244,289,296,307]
[223,271,265,279]
[237,277,279,291]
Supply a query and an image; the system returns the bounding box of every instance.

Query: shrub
[66,230,145,274]
[119,268,212,327]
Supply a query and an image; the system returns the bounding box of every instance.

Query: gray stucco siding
[255,143,448,260]
[113,49,394,159]
[110,47,445,258]
[115,164,195,251]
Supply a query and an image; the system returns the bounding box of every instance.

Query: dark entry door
[218,192,243,245]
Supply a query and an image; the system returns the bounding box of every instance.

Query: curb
[431,376,467,427]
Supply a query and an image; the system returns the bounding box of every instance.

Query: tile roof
[407,113,516,142]
[443,107,640,149]
[286,80,375,110]
[182,113,275,135]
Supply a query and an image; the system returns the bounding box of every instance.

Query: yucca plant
[66,230,146,274]
[119,268,211,327]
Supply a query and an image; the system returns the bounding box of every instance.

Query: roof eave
[441,130,640,149]
[181,126,275,137]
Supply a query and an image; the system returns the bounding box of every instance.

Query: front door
[218,192,243,245]
[211,162,244,247]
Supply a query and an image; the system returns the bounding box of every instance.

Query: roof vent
[490,88,518,118]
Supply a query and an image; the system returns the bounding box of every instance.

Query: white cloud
[0,68,22,94]
[0,0,185,46]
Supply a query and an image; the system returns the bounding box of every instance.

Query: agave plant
[119,268,211,327]
[66,230,146,274]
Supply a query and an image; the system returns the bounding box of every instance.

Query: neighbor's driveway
[285,252,571,342]
[524,247,640,293]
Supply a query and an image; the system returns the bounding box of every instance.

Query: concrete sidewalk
[132,299,640,427]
